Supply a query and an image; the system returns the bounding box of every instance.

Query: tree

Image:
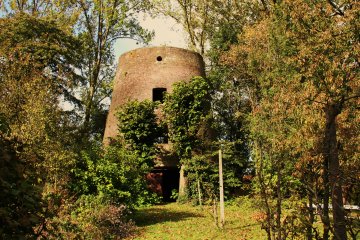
[0,13,80,238]
[223,0,359,239]
[282,1,359,238]
[163,77,212,159]
[151,0,261,56]
[0,0,78,22]
[0,13,80,184]
[1,0,154,140]
[151,2,256,199]
[150,0,213,54]
[162,76,212,200]
[74,0,153,139]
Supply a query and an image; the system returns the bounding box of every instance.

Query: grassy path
[128,200,267,240]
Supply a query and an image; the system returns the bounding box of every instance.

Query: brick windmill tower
[103,46,205,201]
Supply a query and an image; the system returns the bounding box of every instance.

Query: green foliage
[72,142,159,208]
[162,76,212,201]
[222,1,360,238]
[0,140,43,239]
[0,7,156,239]
[204,1,254,199]
[0,0,79,25]
[163,76,247,201]
[74,0,154,138]
[0,13,79,238]
[0,13,80,76]
[116,100,162,166]
[185,147,249,203]
[0,2,154,239]
[0,113,9,135]
[163,76,211,159]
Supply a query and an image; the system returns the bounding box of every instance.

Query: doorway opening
[146,167,180,202]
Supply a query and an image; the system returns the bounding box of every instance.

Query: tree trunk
[257,144,272,240]
[178,164,188,200]
[322,155,331,240]
[307,192,314,240]
[84,84,94,128]
[324,104,347,240]
[306,165,315,240]
[83,58,101,136]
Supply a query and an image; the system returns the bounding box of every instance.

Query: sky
[113,14,187,61]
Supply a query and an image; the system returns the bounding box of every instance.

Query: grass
[126,197,360,240]
[128,197,267,240]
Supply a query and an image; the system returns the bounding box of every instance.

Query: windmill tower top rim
[118,46,203,60]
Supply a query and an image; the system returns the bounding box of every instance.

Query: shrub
[42,195,135,239]
[71,141,159,208]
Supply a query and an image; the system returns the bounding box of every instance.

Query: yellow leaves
[222,18,273,88]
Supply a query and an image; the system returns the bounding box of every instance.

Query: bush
[0,139,43,239]
[71,142,159,208]
[42,195,135,239]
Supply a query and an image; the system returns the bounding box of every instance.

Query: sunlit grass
[128,197,267,240]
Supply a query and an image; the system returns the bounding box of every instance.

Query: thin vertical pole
[197,172,202,207]
[179,164,187,200]
[219,149,225,228]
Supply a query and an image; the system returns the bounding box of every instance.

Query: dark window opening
[153,88,167,103]
[157,56,163,61]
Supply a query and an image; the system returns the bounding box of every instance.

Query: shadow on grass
[133,204,204,227]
